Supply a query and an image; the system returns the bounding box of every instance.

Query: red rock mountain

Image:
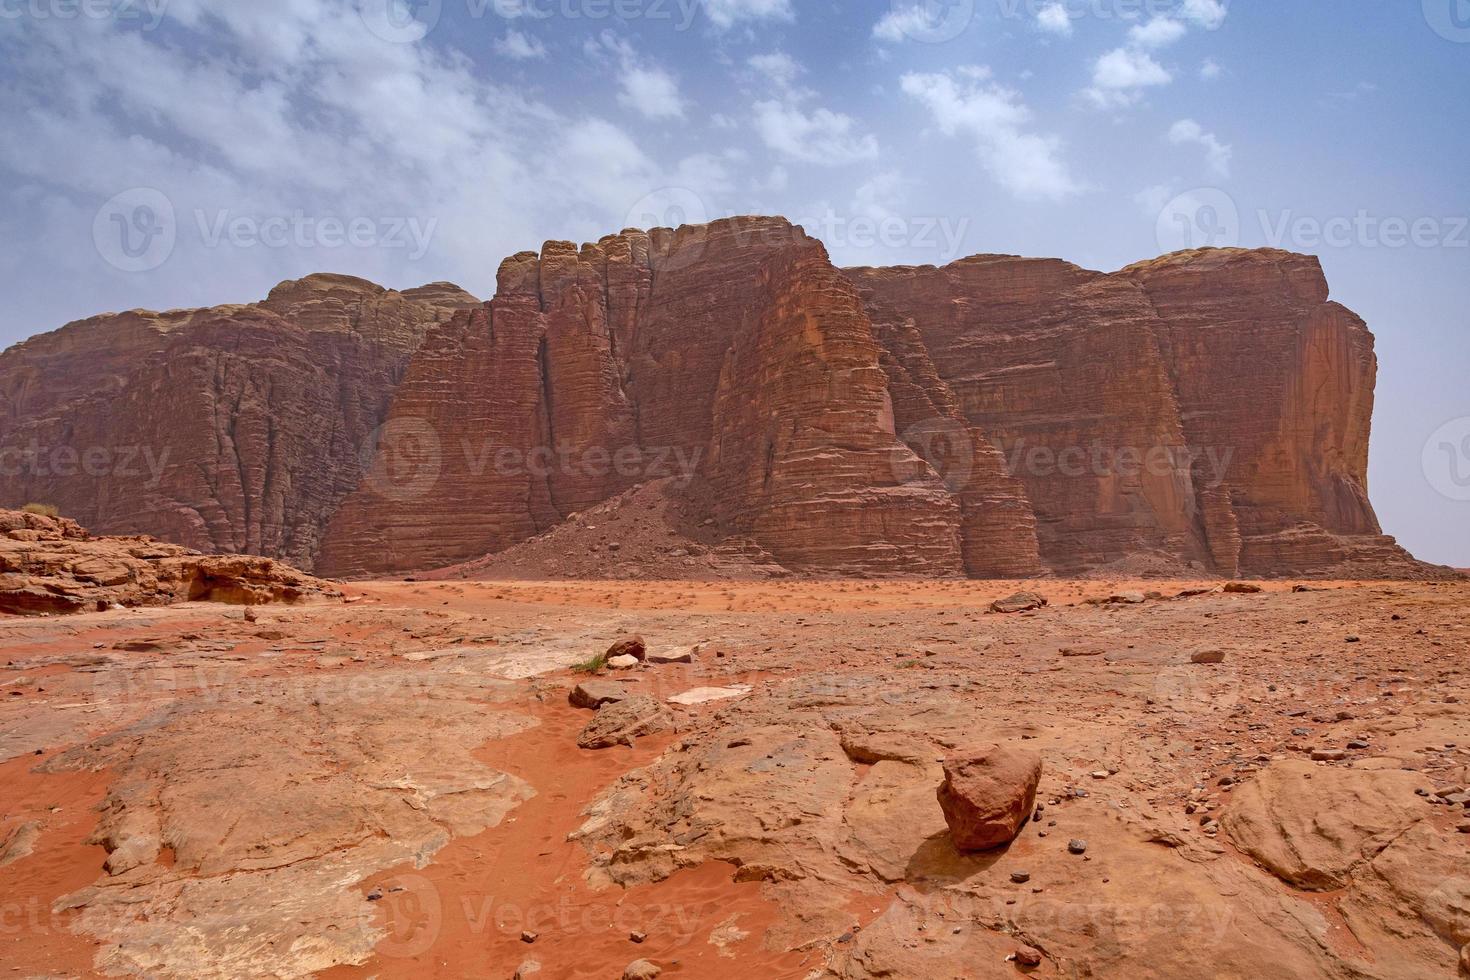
[0,217,1435,580]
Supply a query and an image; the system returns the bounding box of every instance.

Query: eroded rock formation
[0,508,339,614]
[0,218,1437,580]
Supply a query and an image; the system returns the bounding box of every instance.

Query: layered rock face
[321,219,968,577]
[0,275,477,569]
[847,247,1424,578]
[0,218,1432,579]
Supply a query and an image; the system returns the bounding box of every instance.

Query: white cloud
[1128,16,1187,48]
[618,64,686,119]
[493,30,546,61]
[1180,0,1229,30]
[901,70,1082,201]
[873,5,938,42]
[1134,183,1176,217]
[702,0,795,29]
[1084,47,1172,108]
[748,52,802,88]
[1200,58,1223,79]
[753,100,879,165]
[1169,118,1232,176]
[589,32,686,120]
[1036,2,1073,36]
[851,172,913,222]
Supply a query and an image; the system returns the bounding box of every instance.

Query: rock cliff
[0,218,1436,580]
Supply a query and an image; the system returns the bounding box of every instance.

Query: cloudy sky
[0,0,1466,564]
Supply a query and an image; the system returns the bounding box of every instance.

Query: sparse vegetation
[21,503,59,518]
[571,653,608,675]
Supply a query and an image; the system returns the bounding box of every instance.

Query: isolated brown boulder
[990,592,1047,614]
[936,744,1043,851]
[606,635,647,661]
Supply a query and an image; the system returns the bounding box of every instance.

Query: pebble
[1010,871,1031,884]
[520,931,538,944]
[1067,839,1088,855]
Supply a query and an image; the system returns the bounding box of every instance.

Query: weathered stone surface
[568,679,634,710]
[936,745,1043,852]
[1222,760,1426,889]
[576,696,674,750]
[990,592,1047,614]
[0,509,339,614]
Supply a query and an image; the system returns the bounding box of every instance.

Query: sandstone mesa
[0,216,1447,582]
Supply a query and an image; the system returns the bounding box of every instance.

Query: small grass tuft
[571,653,608,675]
[21,502,60,518]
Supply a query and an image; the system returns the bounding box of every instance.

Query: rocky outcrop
[0,275,476,570]
[0,219,1438,580]
[847,248,1428,578]
[320,218,966,578]
[0,508,339,614]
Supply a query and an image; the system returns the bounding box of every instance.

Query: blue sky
[0,0,1466,565]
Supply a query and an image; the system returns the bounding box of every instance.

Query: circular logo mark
[1156,188,1241,253]
[359,0,442,43]
[1422,416,1470,501]
[93,188,176,273]
[1424,0,1470,41]
[888,0,975,43]
[899,417,976,493]
[624,186,709,235]
[360,417,442,503]
[369,873,443,959]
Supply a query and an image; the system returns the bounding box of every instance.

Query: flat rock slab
[667,685,753,706]
[577,696,674,749]
[1223,760,1426,889]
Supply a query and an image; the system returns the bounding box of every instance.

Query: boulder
[568,680,633,710]
[990,592,1047,615]
[936,744,1043,851]
[577,697,673,750]
[606,635,647,662]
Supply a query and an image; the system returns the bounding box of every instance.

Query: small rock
[646,647,695,665]
[990,592,1047,614]
[623,960,662,980]
[1015,948,1043,968]
[1010,871,1031,884]
[1311,749,1349,762]
[1067,839,1088,855]
[606,635,646,661]
[608,654,640,670]
[569,679,632,710]
[521,931,538,944]
[1224,582,1263,594]
[1347,740,1370,750]
[1060,646,1105,658]
[1191,649,1227,665]
[629,930,647,944]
